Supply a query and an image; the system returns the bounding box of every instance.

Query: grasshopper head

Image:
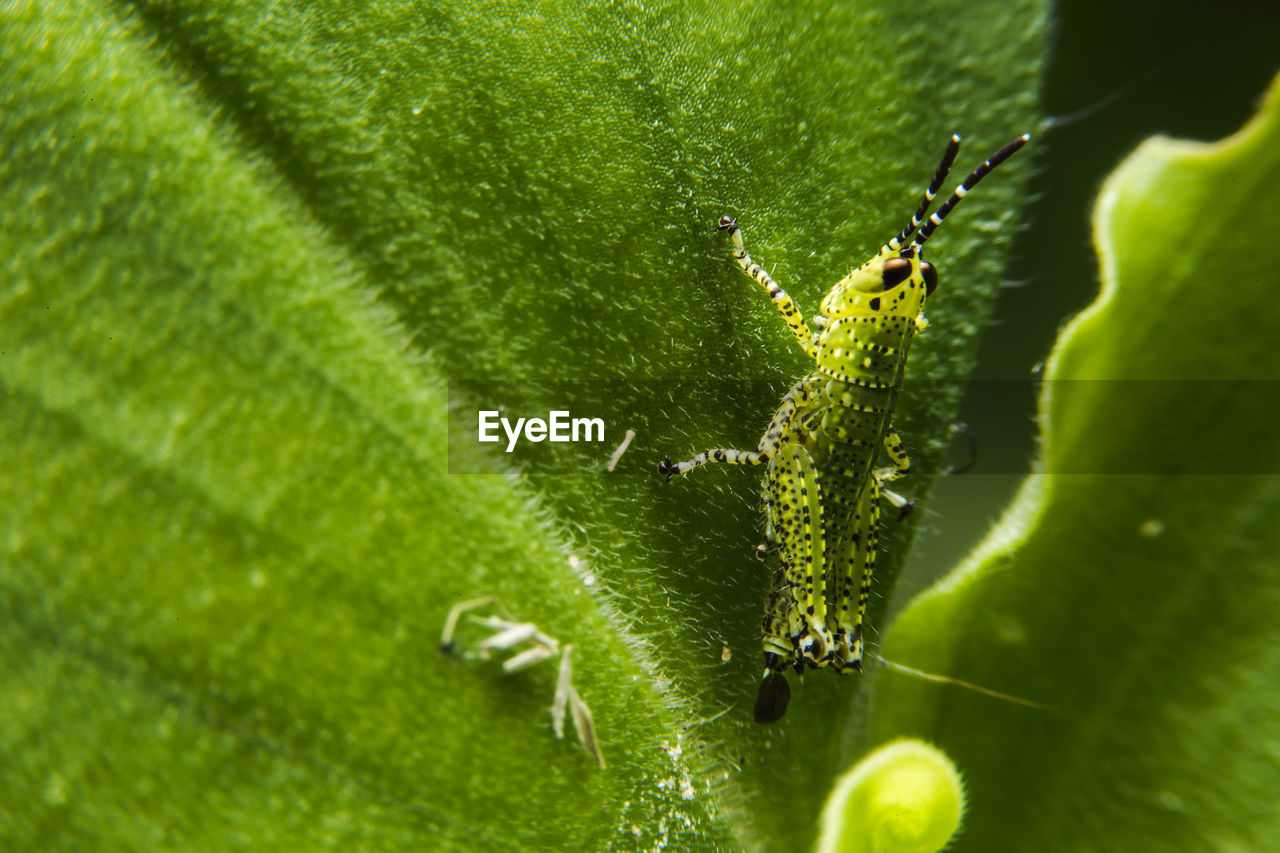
[817,132,1030,324]
[819,244,938,321]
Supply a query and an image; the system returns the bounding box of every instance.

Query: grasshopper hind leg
[830,474,881,674]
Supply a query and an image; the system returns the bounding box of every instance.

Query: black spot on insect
[868,297,881,311]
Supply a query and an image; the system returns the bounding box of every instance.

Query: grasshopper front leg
[658,380,811,480]
[715,217,819,360]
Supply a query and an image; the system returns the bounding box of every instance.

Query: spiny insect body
[659,133,1030,723]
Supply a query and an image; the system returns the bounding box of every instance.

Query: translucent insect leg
[567,680,606,768]
[439,596,496,654]
[550,645,606,767]
[715,216,819,360]
[606,428,637,471]
[880,485,916,520]
[658,380,808,480]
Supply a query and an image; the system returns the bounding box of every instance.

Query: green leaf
[0,0,1043,848]
[875,73,1280,849]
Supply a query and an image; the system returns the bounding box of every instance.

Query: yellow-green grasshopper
[659,134,1030,722]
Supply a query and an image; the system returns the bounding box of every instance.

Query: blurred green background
[911,0,1280,602]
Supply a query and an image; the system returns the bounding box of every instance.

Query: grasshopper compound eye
[921,261,939,295]
[881,256,913,288]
